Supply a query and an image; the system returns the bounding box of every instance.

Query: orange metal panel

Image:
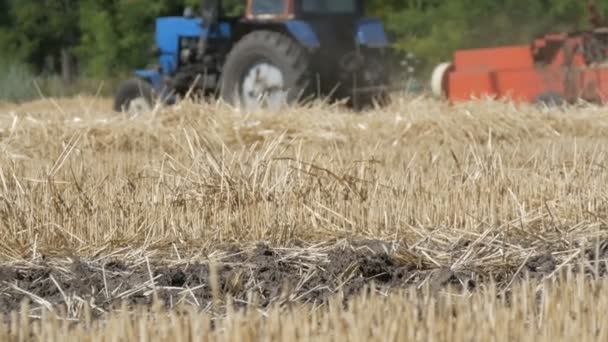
[448,68,572,103]
[447,70,497,101]
[581,68,608,103]
[493,69,563,102]
[453,46,534,71]
[595,68,608,103]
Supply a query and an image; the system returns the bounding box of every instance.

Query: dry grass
[1,95,608,340]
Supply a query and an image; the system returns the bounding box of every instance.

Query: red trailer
[431,5,608,105]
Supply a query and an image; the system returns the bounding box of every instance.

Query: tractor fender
[134,69,163,92]
[356,19,389,49]
[284,20,320,50]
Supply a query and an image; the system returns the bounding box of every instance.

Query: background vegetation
[0,0,606,101]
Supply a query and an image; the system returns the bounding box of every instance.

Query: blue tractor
[113,0,391,113]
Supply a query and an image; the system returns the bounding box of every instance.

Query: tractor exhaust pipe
[198,0,219,58]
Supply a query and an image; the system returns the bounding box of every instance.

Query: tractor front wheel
[113,78,155,114]
[220,31,310,111]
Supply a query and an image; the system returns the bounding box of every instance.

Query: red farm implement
[431,4,608,105]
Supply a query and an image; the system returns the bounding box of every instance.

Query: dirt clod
[0,240,605,318]
[525,254,557,275]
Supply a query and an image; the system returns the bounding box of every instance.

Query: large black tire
[220,31,310,109]
[113,78,155,113]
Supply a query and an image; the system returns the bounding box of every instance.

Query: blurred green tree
[0,0,80,82]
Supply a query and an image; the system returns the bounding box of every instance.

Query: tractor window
[301,0,356,13]
[252,0,286,15]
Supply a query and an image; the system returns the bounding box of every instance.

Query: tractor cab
[113,0,390,113]
[244,0,362,19]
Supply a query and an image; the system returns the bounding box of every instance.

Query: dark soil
[0,239,606,318]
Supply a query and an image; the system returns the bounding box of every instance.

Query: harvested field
[1,96,608,340]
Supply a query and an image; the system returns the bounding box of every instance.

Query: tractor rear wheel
[220,31,310,111]
[113,78,155,114]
